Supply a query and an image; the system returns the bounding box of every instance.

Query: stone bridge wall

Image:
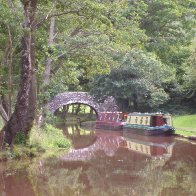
[47,92,119,115]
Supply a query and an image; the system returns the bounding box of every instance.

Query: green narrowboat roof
[127,113,171,117]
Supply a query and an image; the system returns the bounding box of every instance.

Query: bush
[14,131,27,145]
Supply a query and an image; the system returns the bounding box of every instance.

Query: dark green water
[0,125,196,196]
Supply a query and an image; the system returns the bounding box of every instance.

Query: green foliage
[0,0,195,129]
[29,124,72,150]
[90,49,172,111]
[44,109,60,125]
[142,0,196,79]
[14,131,27,145]
[183,49,196,95]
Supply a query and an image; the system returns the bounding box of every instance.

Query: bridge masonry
[47,92,119,115]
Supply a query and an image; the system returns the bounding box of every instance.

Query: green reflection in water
[26,146,196,196]
[0,126,196,196]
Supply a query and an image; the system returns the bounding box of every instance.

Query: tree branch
[0,98,9,123]
[34,10,80,29]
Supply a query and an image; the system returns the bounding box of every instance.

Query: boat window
[163,117,171,125]
[163,117,167,124]
[135,117,138,124]
[140,117,143,124]
[116,114,120,121]
[102,114,105,120]
[124,114,128,121]
[145,117,148,125]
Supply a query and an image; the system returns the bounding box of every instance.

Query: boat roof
[128,112,171,117]
[99,112,123,114]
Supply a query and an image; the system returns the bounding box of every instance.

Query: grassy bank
[173,115,196,137]
[0,124,72,161]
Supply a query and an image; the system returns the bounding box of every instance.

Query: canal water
[0,125,196,196]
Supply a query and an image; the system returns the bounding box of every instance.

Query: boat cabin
[96,112,127,130]
[126,113,173,127]
[97,112,126,122]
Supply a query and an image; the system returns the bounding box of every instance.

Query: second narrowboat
[123,113,175,136]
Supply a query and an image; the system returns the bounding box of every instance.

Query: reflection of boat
[123,113,175,136]
[95,112,126,130]
[123,131,175,158]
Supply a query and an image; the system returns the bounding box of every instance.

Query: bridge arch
[47,92,119,116]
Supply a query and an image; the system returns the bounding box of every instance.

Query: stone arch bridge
[47,92,119,116]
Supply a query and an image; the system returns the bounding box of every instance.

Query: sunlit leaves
[142,0,196,66]
[183,49,196,97]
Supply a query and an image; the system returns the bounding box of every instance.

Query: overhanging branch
[34,10,80,29]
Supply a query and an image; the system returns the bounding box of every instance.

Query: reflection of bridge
[47,92,119,115]
[61,126,175,161]
[61,130,125,161]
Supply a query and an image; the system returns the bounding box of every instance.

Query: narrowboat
[123,113,175,135]
[95,112,127,130]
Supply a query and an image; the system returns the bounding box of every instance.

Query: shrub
[14,131,27,145]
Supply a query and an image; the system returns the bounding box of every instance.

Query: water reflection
[63,124,97,149]
[0,125,196,196]
[61,125,175,162]
[123,131,175,159]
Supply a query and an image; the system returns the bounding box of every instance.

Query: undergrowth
[0,124,72,161]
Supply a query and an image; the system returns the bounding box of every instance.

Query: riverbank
[173,114,196,140]
[0,124,72,162]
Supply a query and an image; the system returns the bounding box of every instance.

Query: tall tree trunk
[89,107,94,118]
[42,17,55,86]
[7,25,13,118]
[75,103,81,115]
[38,17,55,127]
[62,105,69,119]
[0,96,9,123]
[0,97,9,123]
[2,0,37,146]
[133,93,138,111]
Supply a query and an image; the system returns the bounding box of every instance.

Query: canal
[0,125,196,196]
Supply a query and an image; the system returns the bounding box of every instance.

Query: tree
[0,0,22,124]
[1,0,123,145]
[141,0,196,78]
[2,0,37,145]
[139,0,196,110]
[90,49,172,111]
[182,48,196,105]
